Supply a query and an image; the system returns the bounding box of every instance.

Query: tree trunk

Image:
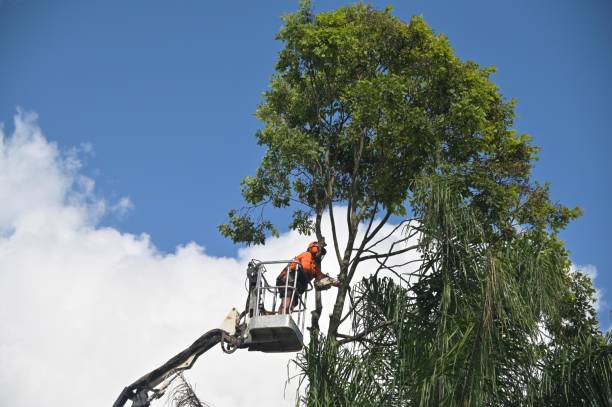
[327,267,349,339]
[327,218,358,340]
[311,208,324,337]
[310,290,322,337]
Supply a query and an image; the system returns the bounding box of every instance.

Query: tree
[220,2,610,405]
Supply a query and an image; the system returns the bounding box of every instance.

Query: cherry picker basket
[241,259,311,352]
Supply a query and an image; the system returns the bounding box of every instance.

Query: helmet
[307,241,319,254]
[307,241,327,256]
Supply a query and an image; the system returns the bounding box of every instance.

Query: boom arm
[112,328,235,407]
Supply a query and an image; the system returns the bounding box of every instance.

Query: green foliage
[290,209,316,235]
[218,209,278,246]
[295,177,609,406]
[219,2,561,245]
[293,336,387,407]
[537,332,612,406]
[217,2,608,405]
[546,270,601,344]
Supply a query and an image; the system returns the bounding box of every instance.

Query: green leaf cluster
[220,2,564,244]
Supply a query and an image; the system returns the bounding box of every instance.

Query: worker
[276,241,339,314]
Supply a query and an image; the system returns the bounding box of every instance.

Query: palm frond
[293,176,610,406]
[167,374,212,407]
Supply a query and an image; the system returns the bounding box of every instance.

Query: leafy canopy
[219,2,575,246]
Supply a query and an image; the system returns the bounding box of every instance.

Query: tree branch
[336,320,396,345]
[364,218,415,253]
[362,211,392,246]
[359,244,419,262]
[328,200,343,265]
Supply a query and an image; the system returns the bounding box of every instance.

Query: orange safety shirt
[289,251,326,282]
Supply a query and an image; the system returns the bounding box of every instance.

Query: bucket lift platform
[245,314,303,352]
[241,260,309,353]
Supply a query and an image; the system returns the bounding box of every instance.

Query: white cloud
[111,196,134,217]
[0,111,418,407]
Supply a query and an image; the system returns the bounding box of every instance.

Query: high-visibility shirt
[288,251,325,282]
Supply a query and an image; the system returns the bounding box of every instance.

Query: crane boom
[112,329,227,407]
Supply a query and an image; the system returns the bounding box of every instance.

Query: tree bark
[327,218,359,340]
[327,273,350,339]
[311,208,325,337]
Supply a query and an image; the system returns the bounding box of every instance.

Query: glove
[315,276,340,290]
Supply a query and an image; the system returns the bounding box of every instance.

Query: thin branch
[359,244,419,262]
[340,286,363,326]
[348,203,380,270]
[336,320,396,345]
[371,261,411,285]
[328,200,343,265]
[363,211,392,245]
[362,203,379,241]
[364,218,414,253]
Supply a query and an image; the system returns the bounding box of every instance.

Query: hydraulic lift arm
[112,328,239,407]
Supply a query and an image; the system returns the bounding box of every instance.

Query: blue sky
[1,0,610,327]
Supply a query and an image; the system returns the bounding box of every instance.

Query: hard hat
[308,241,327,256]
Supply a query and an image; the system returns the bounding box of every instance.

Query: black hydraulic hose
[112,329,224,407]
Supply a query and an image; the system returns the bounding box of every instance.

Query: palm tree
[294,177,611,406]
